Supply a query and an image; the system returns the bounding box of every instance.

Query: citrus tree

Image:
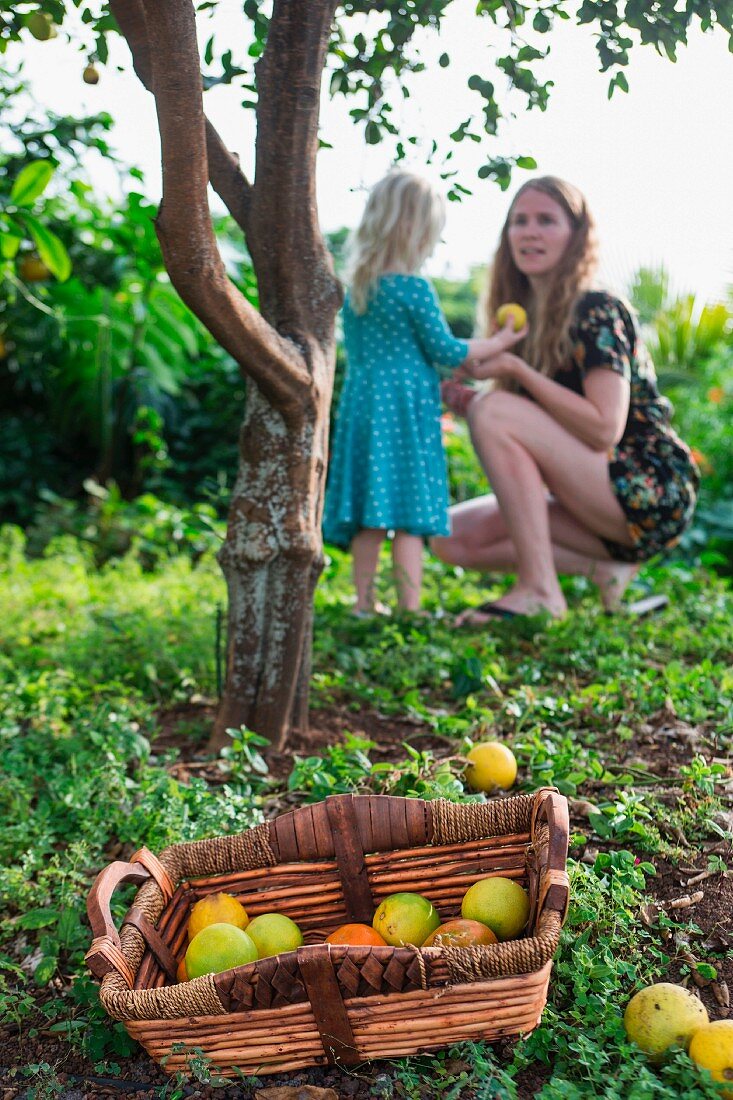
[3,0,732,749]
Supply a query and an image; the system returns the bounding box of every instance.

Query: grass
[1,522,732,1098]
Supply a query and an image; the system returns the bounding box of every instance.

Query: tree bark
[210,0,342,751]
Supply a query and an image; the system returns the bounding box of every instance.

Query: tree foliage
[2,0,732,194]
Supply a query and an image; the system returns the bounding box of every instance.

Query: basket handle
[531,789,570,925]
[85,847,175,986]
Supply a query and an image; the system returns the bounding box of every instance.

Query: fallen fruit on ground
[623,982,709,1061]
[496,302,527,332]
[372,892,440,947]
[689,1019,733,1097]
[325,923,388,946]
[461,877,529,941]
[246,912,304,957]
[185,923,257,978]
[422,918,498,948]
[465,740,517,792]
[187,892,249,941]
[176,957,188,983]
[83,64,100,84]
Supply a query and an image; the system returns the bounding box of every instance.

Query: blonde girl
[323,169,524,615]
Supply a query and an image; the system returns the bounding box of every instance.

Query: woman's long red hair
[480,176,599,382]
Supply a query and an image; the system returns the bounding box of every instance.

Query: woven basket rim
[88,790,569,1023]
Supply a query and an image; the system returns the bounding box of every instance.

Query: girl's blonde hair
[347,170,445,314]
[480,176,599,381]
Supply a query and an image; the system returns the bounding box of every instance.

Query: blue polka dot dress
[323,274,469,548]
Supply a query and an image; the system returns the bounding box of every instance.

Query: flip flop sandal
[457,601,523,625]
[606,593,670,618]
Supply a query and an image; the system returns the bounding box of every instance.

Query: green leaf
[17,907,61,930]
[10,161,55,206]
[22,215,72,282]
[0,231,22,260]
[33,955,58,985]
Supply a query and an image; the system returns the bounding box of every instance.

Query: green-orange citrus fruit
[245,913,303,958]
[325,923,388,946]
[461,877,529,941]
[372,892,440,947]
[187,892,249,942]
[422,918,498,948]
[185,923,257,978]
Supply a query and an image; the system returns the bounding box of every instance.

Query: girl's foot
[351,601,391,619]
[455,584,567,626]
[591,562,640,612]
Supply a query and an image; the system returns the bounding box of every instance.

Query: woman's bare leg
[351,528,386,613]
[392,532,424,611]
[433,388,638,616]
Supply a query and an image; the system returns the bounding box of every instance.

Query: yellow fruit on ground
[187,892,249,942]
[496,303,527,332]
[83,64,100,85]
[461,877,529,941]
[372,892,440,947]
[185,922,257,978]
[623,982,709,1061]
[465,741,517,793]
[689,1020,733,1097]
[245,913,304,958]
[19,256,51,283]
[422,918,498,948]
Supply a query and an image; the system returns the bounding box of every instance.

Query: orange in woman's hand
[496,303,527,331]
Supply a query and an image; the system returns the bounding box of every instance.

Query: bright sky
[11,4,733,303]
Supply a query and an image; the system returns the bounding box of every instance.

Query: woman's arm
[469,353,630,452]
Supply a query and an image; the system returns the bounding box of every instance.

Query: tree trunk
[209,0,341,751]
[210,371,333,751]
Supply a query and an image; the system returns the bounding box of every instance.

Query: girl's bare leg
[392,531,424,611]
[351,528,386,613]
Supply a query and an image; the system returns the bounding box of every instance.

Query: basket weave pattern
[86,790,569,1074]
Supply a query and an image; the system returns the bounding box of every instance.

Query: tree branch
[248,0,342,347]
[109,0,252,237]
[127,0,312,422]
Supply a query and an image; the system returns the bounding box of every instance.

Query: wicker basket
[85,789,569,1076]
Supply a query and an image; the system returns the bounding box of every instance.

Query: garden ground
[1,531,731,1099]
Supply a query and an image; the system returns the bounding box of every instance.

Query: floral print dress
[560,291,699,562]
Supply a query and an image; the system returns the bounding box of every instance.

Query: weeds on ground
[1,528,731,1092]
